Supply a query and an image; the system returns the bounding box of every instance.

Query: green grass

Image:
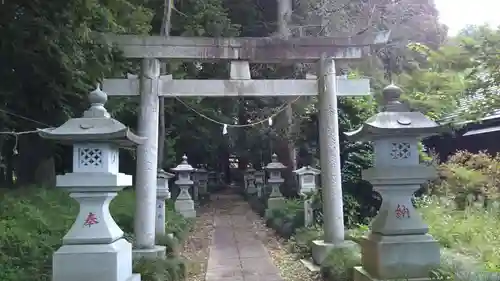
[420,198,500,271]
[0,186,190,281]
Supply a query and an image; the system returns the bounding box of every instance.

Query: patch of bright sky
[435,0,500,35]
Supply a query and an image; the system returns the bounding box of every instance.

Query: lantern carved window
[390,143,411,160]
[79,148,103,167]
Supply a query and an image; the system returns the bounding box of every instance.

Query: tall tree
[0,0,153,186]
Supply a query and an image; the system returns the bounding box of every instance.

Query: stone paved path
[205,193,283,281]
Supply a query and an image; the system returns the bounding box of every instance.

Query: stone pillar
[265,154,286,211]
[38,86,143,281]
[172,155,196,218]
[208,171,217,189]
[346,84,444,281]
[135,58,161,251]
[243,169,249,193]
[192,168,199,202]
[304,198,314,227]
[156,169,174,237]
[255,170,265,198]
[312,55,356,265]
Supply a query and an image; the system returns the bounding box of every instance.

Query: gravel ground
[246,210,321,281]
[180,204,214,281]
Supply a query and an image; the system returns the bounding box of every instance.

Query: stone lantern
[207,171,219,192]
[254,170,265,198]
[246,165,257,195]
[197,165,209,196]
[171,155,196,218]
[293,165,320,195]
[346,84,445,281]
[38,86,144,281]
[156,169,174,236]
[243,165,250,192]
[208,171,217,188]
[265,153,286,210]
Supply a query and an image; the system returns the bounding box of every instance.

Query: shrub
[133,257,187,281]
[248,195,266,217]
[264,198,305,238]
[419,196,500,271]
[288,226,323,258]
[309,188,370,228]
[0,186,190,281]
[430,150,500,202]
[320,245,361,281]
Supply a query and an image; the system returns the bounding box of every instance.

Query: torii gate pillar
[311,56,357,265]
[133,58,166,258]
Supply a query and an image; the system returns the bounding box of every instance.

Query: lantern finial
[382,84,407,112]
[271,153,278,162]
[89,84,108,105]
[83,84,110,118]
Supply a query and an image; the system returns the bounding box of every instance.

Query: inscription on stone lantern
[83,212,99,227]
[394,204,410,219]
[303,174,314,184]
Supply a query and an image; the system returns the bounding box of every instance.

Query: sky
[435,0,500,35]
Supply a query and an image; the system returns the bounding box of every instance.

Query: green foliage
[320,246,361,281]
[419,197,500,271]
[0,187,190,281]
[264,199,305,238]
[459,26,500,118]
[398,42,471,121]
[288,226,323,258]
[133,257,187,281]
[429,151,500,203]
[422,151,500,272]
[248,194,267,217]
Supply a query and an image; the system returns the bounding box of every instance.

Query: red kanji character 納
[395,204,410,219]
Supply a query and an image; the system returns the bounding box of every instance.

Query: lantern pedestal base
[246,185,257,195]
[266,197,285,210]
[132,245,167,260]
[357,233,440,280]
[175,199,196,218]
[311,239,358,265]
[52,238,139,281]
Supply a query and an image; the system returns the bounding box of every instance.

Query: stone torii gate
[102,29,389,259]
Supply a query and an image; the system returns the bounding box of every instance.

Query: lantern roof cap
[158,169,175,179]
[246,164,256,172]
[38,85,144,147]
[345,84,447,141]
[265,153,286,170]
[293,165,320,175]
[171,155,194,172]
[196,166,208,173]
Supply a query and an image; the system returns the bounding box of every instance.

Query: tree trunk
[157,0,173,169]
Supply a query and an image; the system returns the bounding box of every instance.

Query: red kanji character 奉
[84,212,99,227]
[395,204,410,219]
